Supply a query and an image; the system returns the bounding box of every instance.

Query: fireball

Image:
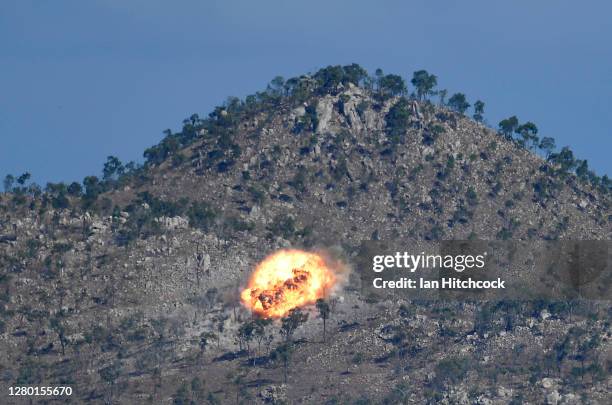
[241,249,336,318]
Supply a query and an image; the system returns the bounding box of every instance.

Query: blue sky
[1,0,611,185]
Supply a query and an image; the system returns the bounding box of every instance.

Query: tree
[379,74,407,97]
[316,298,331,343]
[600,175,611,193]
[67,182,83,196]
[374,68,384,85]
[16,172,31,186]
[236,321,254,352]
[275,343,293,384]
[437,89,448,106]
[213,314,227,349]
[99,360,123,403]
[351,352,365,374]
[3,174,14,192]
[498,116,519,139]
[385,98,412,146]
[198,331,216,364]
[82,175,101,204]
[539,136,556,158]
[516,122,539,150]
[314,65,345,93]
[411,70,437,101]
[253,318,272,362]
[235,373,247,404]
[52,189,70,209]
[103,156,124,181]
[575,160,589,181]
[49,314,68,356]
[473,100,485,122]
[267,75,285,97]
[190,377,206,403]
[447,93,470,114]
[343,63,368,87]
[27,182,41,198]
[173,382,190,405]
[280,308,308,342]
[548,146,577,173]
[312,64,368,90]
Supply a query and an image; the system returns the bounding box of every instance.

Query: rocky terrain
[0,65,610,404]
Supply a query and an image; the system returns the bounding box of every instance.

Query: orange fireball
[241,249,336,318]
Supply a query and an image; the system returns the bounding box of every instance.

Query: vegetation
[1,63,610,404]
[316,298,331,343]
[447,93,470,114]
[313,64,369,94]
[2,62,609,220]
[280,308,308,342]
[385,98,412,146]
[411,70,437,101]
[375,69,408,98]
[473,100,485,122]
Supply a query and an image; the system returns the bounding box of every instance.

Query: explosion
[241,249,337,318]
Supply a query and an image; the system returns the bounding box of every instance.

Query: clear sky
[1,0,611,186]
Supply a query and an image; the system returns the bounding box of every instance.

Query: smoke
[313,246,352,297]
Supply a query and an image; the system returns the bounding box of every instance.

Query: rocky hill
[0,65,610,404]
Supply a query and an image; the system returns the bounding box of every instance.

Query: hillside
[0,65,610,404]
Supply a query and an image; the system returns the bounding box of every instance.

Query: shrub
[51,191,70,209]
[267,214,296,239]
[171,153,187,168]
[466,187,478,206]
[225,216,254,232]
[331,157,349,182]
[247,185,266,204]
[25,239,42,259]
[188,202,217,231]
[289,168,307,193]
[433,356,471,387]
[497,227,513,240]
[385,98,411,146]
[426,224,445,240]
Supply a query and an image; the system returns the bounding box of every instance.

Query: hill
[0,64,610,404]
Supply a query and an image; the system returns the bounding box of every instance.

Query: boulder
[316,97,335,133]
[155,216,189,230]
[546,390,561,404]
[259,384,287,404]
